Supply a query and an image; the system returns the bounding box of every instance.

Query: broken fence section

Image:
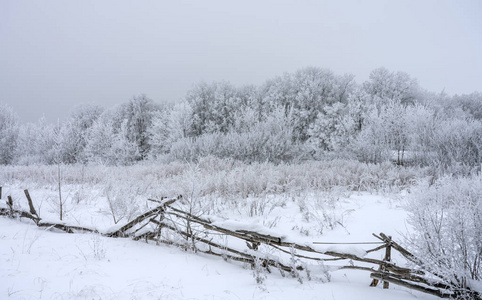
[0,188,480,300]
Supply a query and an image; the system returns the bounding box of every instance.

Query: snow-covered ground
[0,189,438,300]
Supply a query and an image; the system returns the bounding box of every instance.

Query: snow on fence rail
[0,187,480,300]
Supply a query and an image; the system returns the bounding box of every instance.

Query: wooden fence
[0,187,480,300]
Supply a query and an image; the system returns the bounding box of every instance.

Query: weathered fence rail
[0,187,480,299]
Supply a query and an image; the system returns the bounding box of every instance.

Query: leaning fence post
[0,186,2,199]
[24,189,39,222]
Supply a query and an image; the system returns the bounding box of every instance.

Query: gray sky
[1,0,481,123]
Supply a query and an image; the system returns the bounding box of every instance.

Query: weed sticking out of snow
[21,227,42,255]
[252,256,268,291]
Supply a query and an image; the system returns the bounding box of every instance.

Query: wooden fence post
[155,207,165,245]
[370,235,392,288]
[7,196,14,217]
[383,236,392,289]
[24,189,37,216]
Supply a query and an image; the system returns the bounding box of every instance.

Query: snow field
[0,186,438,300]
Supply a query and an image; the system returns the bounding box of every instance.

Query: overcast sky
[1,0,481,123]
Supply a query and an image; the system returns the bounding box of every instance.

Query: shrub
[406,175,482,294]
[169,109,305,164]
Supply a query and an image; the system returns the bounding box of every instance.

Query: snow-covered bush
[15,118,58,165]
[430,118,482,175]
[84,115,139,166]
[252,256,268,290]
[103,180,142,224]
[148,102,193,159]
[349,103,392,164]
[169,108,304,164]
[0,159,422,198]
[406,175,482,294]
[350,99,416,165]
[308,102,356,152]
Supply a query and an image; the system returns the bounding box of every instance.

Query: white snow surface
[0,191,437,300]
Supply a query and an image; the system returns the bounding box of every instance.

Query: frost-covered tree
[238,84,262,119]
[259,73,294,115]
[308,88,371,156]
[15,122,36,164]
[308,102,354,152]
[61,104,104,163]
[114,95,161,160]
[231,107,300,163]
[430,118,482,174]
[382,101,411,165]
[363,67,419,105]
[451,92,482,120]
[110,119,140,165]
[84,116,115,164]
[170,108,301,163]
[289,67,339,141]
[350,104,391,164]
[15,105,103,165]
[345,88,371,132]
[16,117,56,165]
[187,81,242,136]
[259,67,355,142]
[404,104,438,166]
[349,99,429,165]
[149,101,193,158]
[51,120,67,164]
[84,112,138,166]
[0,103,19,164]
[148,110,171,158]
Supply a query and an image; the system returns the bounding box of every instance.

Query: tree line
[1,66,481,174]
